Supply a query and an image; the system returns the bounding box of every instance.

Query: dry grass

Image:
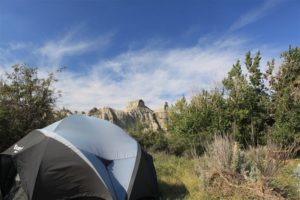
[195,136,298,199]
[152,137,300,199]
[270,159,300,200]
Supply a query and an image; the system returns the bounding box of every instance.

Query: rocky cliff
[89,99,168,131]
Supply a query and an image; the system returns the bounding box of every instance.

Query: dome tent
[0,115,159,200]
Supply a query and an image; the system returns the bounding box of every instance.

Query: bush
[246,144,289,182]
[128,121,204,156]
[140,130,168,152]
[128,122,168,152]
[166,133,189,156]
[200,135,243,174]
[197,135,296,199]
[167,91,228,156]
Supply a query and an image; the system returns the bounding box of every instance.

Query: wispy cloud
[54,36,271,111]
[229,0,282,32]
[36,30,112,67]
[0,29,112,69]
[0,42,33,72]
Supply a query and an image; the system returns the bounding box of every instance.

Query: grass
[152,152,204,200]
[152,152,300,200]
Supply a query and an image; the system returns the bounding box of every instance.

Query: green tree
[223,52,269,146]
[0,64,59,151]
[167,96,188,135]
[223,60,251,146]
[270,47,300,145]
[168,90,228,154]
[245,51,269,146]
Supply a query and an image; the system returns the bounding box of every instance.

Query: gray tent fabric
[0,115,159,200]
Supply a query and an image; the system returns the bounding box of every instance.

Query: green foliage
[167,50,270,151]
[223,59,251,144]
[166,133,189,156]
[168,90,229,154]
[128,121,193,156]
[168,47,300,151]
[270,47,300,145]
[0,64,59,151]
[223,52,268,146]
[128,122,168,152]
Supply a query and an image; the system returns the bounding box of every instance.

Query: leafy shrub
[0,64,59,151]
[166,133,189,156]
[128,122,168,152]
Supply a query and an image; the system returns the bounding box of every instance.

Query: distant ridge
[88,99,169,131]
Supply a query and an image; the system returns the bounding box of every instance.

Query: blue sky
[0,0,299,110]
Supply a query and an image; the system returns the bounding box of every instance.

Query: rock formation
[89,99,168,131]
[153,102,169,131]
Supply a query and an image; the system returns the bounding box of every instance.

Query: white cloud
[36,30,112,67]
[229,0,282,32]
[54,37,257,111]
[0,31,281,111]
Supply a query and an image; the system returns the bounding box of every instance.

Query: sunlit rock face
[90,99,168,131]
